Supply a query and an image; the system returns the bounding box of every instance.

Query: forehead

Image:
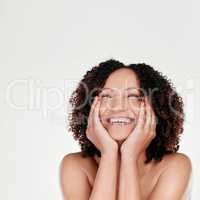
[102,68,140,92]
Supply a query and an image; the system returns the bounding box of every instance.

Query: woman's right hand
[86,96,118,155]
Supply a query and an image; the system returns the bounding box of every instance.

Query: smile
[107,117,135,125]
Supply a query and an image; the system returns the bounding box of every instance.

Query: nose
[110,96,128,112]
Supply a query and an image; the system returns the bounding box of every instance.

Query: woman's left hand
[120,96,157,160]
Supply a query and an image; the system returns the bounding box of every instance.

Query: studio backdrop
[0,0,199,199]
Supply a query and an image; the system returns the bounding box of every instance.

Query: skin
[98,68,142,145]
[96,68,156,171]
[89,68,157,199]
[60,68,192,200]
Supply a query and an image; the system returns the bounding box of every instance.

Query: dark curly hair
[67,59,184,164]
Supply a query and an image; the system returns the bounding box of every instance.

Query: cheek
[99,99,111,113]
[99,101,111,125]
[99,102,106,119]
[128,99,142,112]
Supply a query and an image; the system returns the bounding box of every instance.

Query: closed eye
[128,94,143,101]
[101,94,141,99]
[128,94,139,98]
[101,94,112,98]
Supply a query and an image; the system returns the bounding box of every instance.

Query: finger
[137,98,146,129]
[144,96,152,131]
[93,97,101,128]
[88,96,99,128]
[147,98,156,136]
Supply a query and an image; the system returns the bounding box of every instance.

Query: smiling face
[98,68,143,143]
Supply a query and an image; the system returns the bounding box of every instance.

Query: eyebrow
[101,87,140,91]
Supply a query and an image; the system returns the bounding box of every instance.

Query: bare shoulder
[60,151,83,164]
[59,151,85,182]
[162,152,192,172]
[60,151,94,166]
[60,151,92,176]
[59,152,92,200]
[148,152,193,200]
[159,152,193,181]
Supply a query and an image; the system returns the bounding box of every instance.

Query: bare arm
[118,154,143,200]
[89,151,120,200]
[85,95,120,199]
[118,153,192,200]
[60,151,120,200]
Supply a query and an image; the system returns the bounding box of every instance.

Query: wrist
[101,146,119,158]
[121,152,139,163]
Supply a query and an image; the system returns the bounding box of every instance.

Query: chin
[106,126,133,140]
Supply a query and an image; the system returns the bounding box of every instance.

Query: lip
[106,116,135,123]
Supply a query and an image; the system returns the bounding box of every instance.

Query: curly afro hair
[67,59,185,164]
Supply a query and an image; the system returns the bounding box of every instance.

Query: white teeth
[109,117,132,125]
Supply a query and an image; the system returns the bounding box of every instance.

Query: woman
[60,59,192,200]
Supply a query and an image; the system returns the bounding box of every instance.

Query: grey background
[0,0,199,199]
